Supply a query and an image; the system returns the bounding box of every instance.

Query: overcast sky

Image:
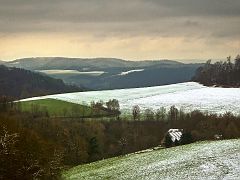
[0,0,239,61]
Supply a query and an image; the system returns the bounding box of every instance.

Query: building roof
[168,129,183,142]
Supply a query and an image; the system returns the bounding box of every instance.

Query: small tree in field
[144,108,155,121]
[155,107,166,121]
[132,105,141,121]
[169,105,179,121]
[106,99,120,112]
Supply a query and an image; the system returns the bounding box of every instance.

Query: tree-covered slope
[193,55,240,87]
[0,65,81,99]
[6,57,184,70]
[5,57,202,90]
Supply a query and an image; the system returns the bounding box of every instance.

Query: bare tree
[144,108,155,121]
[106,99,120,111]
[132,105,141,121]
[156,107,166,121]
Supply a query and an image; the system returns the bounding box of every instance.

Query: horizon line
[1,56,228,63]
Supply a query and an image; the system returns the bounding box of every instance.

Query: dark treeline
[193,55,240,87]
[1,99,240,179]
[0,65,81,99]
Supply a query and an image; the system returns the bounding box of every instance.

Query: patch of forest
[193,55,240,87]
[0,65,81,99]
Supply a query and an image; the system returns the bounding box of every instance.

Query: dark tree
[163,134,172,148]
[144,108,155,121]
[169,106,179,121]
[88,137,100,161]
[132,105,141,121]
[180,132,193,145]
[106,99,120,111]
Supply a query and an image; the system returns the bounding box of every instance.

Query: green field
[62,139,240,180]
[19,98,109,117]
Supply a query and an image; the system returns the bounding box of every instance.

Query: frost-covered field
[37,70,105,76]
[62,139,240,180]
[20,82,240,114]
[119,69,144,75]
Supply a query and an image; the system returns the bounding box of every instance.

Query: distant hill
[0,65,81,99]
[5,57,203,90]
[6,57,184,70]
[87,66,199,89]
[0,60,5,64]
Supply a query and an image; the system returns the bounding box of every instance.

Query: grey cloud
[183,20,200,27]
[0,0,239,40]
[1,0,240,22]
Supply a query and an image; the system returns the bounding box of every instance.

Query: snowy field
[62,139,240,180]
[37,70,105,76]
[20,82,240,115]
[119,69,144,75]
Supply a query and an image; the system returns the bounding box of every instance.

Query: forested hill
[0,65,81,99]
[193,55,240,87]
[4,57,202,90]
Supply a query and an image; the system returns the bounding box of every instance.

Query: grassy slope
[63,139,240,180]
[20,98,109,117]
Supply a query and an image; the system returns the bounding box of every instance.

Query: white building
[168,129,183,142]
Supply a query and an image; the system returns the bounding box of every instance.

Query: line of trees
[91,99,120,115]
[193,55,240,87]
[132,105,189,122]
[1,97,240,179]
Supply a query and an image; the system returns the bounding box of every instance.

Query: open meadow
[63,139,240,180]
[20,82,240,115]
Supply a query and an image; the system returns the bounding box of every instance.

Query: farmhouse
[168,129,183,142]
[214,134,223,140]
[162,129,183,147]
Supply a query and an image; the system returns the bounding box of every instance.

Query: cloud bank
[0,0,239,60]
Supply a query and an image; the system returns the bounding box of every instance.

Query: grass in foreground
[63,139,240,180]
[19,98,109,117]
